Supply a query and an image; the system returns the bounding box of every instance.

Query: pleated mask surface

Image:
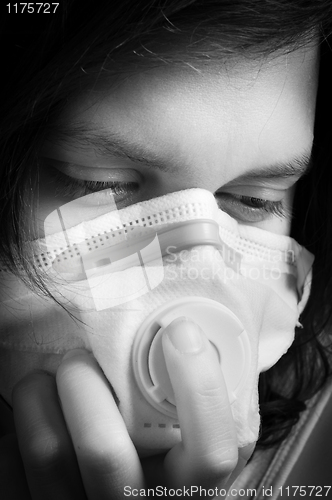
[0,188,314,453]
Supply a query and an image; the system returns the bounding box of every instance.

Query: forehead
[56,43,319,184]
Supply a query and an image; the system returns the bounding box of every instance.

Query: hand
[3,318,255,499]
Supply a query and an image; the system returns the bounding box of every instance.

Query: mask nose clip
[132,296,251,419]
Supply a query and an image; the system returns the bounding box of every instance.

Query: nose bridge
[147,158,227,200]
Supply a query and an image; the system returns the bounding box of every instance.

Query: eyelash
[215,193,290,222]
[52,168,290,223]
[52,168,139,199]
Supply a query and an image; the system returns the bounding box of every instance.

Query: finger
[56,349,145,500]
[225,442,256,489]
[162,318,238,489]
[12,371,87,500]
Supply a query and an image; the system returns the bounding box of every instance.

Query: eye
[215,192,291,223]
[46,165,140,204]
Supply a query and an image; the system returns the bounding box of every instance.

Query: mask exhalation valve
[132,296,251,419]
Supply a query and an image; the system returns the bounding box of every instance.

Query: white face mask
[0,188,313,453]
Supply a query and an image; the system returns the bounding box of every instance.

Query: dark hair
[258,39,332,447]
[1,0,332,448]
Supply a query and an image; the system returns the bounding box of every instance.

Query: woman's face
[0,41,319,406]
[39,43,319,237]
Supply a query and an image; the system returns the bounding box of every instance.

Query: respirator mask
[0,188,313,453]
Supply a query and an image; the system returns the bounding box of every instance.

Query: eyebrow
[231,153,313,183]
[52,125,313,180]
[52,126,181,174]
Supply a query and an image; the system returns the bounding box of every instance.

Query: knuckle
[79,433,128,475]
[195,388,233,426]
[196,384,225,404]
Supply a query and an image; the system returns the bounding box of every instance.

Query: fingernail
[62,348,91,361]
[164,317,203,353]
